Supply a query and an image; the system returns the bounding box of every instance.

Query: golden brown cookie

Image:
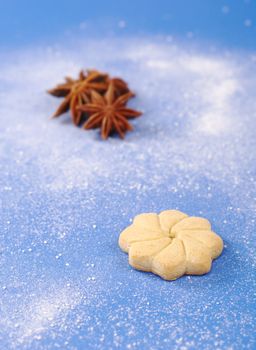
[119,210,223,280]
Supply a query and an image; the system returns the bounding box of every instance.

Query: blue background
[0,0,255,49]
[0,1,256,350]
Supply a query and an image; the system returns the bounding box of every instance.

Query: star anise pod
[47,70,87,97]
[48,70,109,125]
[107,77,134,97]
[78,82,142,139]
[48,70,134,126]
[88,70,133,96]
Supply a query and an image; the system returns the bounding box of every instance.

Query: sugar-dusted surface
[0,37,256,349]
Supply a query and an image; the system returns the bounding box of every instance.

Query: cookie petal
[129,237,171,272]
[171,217,211,235]
[177,230,223,259]
[119,225,164,253]
[152,238,186,280]
[133,213,162,232]
[159,210,188,235]
[182,235,212,275]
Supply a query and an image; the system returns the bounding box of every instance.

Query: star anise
[48,70,108,125]
[47,70,87,97]
[107,77,133,97]
[48,70,133,126]
[78,82,142,139]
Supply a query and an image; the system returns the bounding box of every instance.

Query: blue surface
[0,2,256,350]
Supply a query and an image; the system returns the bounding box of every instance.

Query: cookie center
[168,230,175,238]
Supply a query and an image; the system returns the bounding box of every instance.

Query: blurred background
[0,0,255,49]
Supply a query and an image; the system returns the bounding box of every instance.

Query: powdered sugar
[0,36,255,349]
